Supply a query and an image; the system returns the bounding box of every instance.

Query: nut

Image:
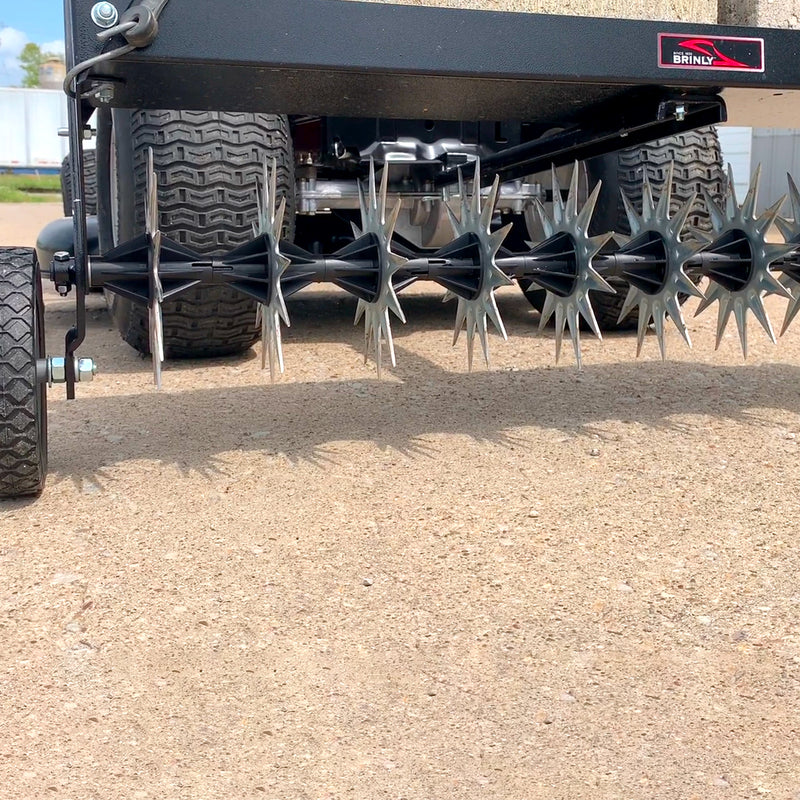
[49,357,66,386]
[77,358,97,383]
[91,2,119,28]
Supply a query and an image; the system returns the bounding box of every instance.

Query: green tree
[18,43,59,88]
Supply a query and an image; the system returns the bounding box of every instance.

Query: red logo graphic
[677,38,749,69]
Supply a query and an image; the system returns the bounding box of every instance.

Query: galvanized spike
[145,148,164,389]
[775,173,800,242]
[354,158,408,375]
[253,159,292,383]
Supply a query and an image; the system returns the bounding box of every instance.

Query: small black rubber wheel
[60,149,97,217]
[98,109,295,358]
[0,248,47,499]
[521,127,725,330]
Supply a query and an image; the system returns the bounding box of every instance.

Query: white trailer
[0,87,69,173]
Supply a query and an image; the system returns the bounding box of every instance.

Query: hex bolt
[675,103,686,122]
[95,84,115,104]
[90,2,119,28]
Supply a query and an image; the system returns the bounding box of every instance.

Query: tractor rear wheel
[98,110,295,358]
[60,149,98,217]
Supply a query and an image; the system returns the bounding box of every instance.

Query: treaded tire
[101,110,295,358]
[587,126,724,329]
[60,149,97,217]
[522,127,725,330]
[0,248,47,499]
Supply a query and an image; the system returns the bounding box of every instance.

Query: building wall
[717,0,800,27]
[347,0,717,21]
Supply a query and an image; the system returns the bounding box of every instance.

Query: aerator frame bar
[67,0,800,122]
[57,0,800,396]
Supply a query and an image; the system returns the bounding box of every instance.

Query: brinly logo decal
[659,34,764,72]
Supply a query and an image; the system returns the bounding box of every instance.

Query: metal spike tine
[275,196,287,240]
[757,195,786,236]
[270,157,278,226]
[368,158,377,213]
[535,199,555,239]
[642,172,654,218]
[379,162,390,225]
[471,160,482,220]
[466,320,475,372]
[618,286,638,325]
[477,315,491,368]
[703,189,726,232]
[539,292,555,331]
[576,181,602,233]
[655,162,674,220]
[654,312,667,361]
[566,162,580,220]
[553,303,564,363]
[786,172,800,231]
[386,199,402,241]
[551,165,563,215]
[734,300,749,357]
[567,305,582,370]
[458,168,467,218]
[742,164,762,221]
[620,189,642,236]
[750,294,777,344]
[482,175,501,231]
[781,289,800,336]
[725,163,738,216]
[357,181,367,228]
[635,304,649,357]
[670,193,696,237]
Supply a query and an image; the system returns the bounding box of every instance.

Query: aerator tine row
[130,152,800,387]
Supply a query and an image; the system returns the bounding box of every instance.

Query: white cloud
[0,28,66,87]
[0,27,27,86]
[40,39,66,57]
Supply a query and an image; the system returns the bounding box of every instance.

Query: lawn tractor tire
[0,248,47,499]
[60,149,98,217]
[99,110,295,359]
[523,127,725,330]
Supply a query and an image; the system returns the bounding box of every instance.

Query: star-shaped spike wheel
[145,148,165,389]
[352,159,408,378]
[443,163,513,370]
[253,158,292,383]
[536,163,615,369]
[616,163,705,360]
[695,165,794,356]
[774,173,800,334]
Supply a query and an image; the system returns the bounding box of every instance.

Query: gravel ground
[1,204,799,800]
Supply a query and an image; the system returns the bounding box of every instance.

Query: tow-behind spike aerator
[79,160,800,390]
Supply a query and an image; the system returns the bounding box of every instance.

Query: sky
[0,0,66,86]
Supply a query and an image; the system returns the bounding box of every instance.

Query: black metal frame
[58,0,800,396]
